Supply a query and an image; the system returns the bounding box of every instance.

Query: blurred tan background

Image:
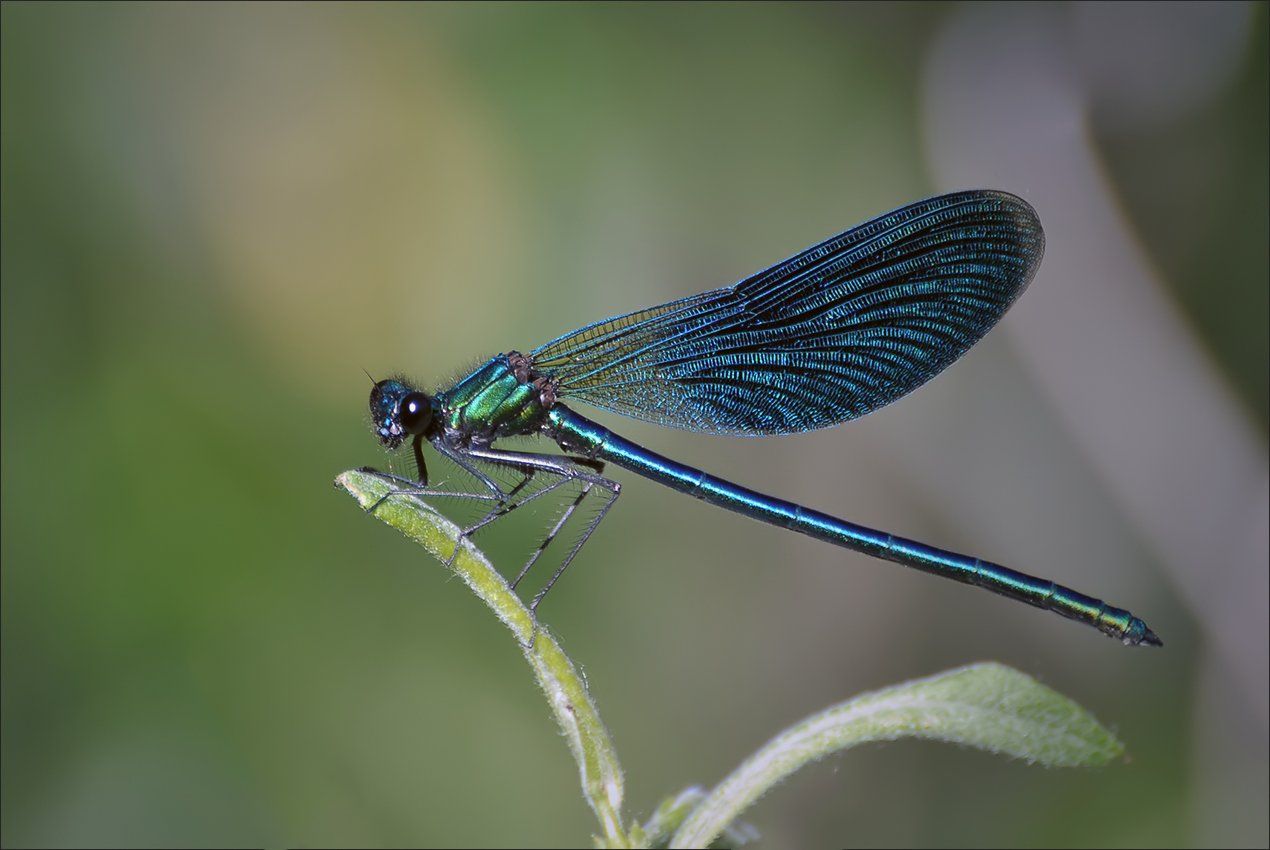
[2,3,1266,847]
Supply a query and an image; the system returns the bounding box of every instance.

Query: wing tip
[955,188,1046,274]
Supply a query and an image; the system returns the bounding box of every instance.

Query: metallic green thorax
[436,355,551,441]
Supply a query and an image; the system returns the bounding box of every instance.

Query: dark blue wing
[530,190,1044,436]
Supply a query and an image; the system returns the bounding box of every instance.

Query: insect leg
[509,480,592,591]
[462,447,621,612]
[529,477,620,612]
[357,467,502,514]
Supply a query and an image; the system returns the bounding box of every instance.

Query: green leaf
[335,470,628,847]
[669,662,1124,849]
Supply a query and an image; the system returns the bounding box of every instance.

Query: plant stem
[335,470,628,847]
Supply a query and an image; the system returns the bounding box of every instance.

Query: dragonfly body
[366,191,1161,647]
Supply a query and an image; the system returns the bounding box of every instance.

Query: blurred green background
[3,3,1266,847]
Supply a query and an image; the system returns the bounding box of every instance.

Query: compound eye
[398,392,433,435]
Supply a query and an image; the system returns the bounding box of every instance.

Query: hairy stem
[335,470,628,847]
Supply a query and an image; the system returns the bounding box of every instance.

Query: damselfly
[364,191,1160,647]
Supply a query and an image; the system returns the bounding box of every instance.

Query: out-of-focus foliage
[3,4,1266,847]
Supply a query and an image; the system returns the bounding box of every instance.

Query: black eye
[398,392,432,434]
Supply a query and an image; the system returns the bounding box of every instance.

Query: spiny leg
[432,439,506,501]
[462,467,536,534]
[364,438,547,521]
[510,480,594,591]
[356,467,502,514]
[529,476,619,612]
[360,446,533,540]
[462,468,572,537]
[438,457,581,569]
[459,446,621,614]
[383,443,622,619]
